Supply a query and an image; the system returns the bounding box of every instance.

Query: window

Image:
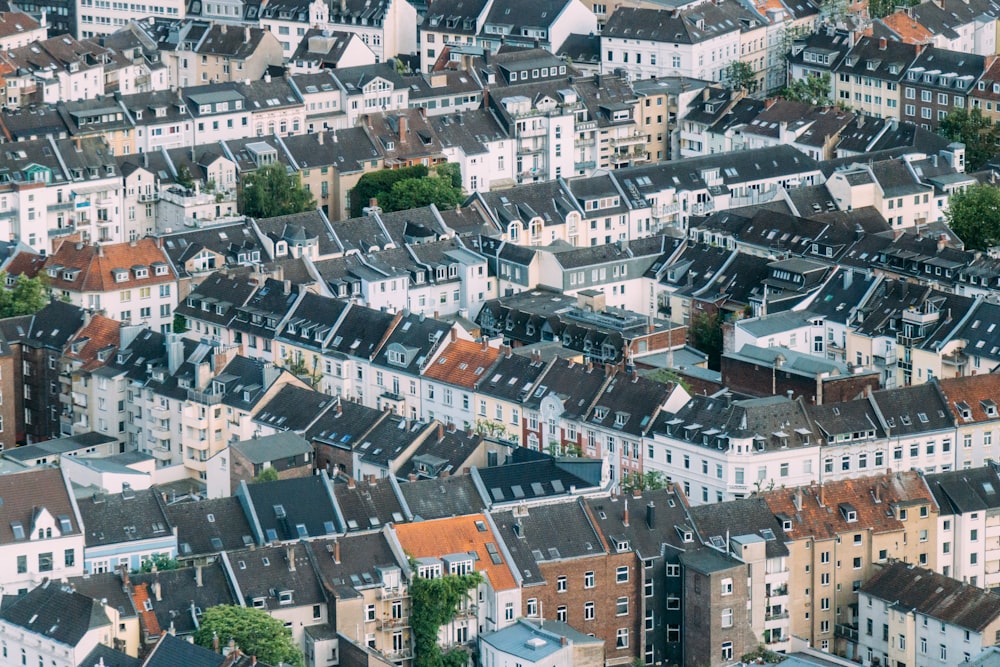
[616,628,629,649]
[584,602,595,620]
[666,563,680,577]
[721,642,733,661]
[557,576,567,592]
[527,598,538,617]
[585,571,595,588]
[721,607,733,628]
[616,566,629,583]
[38,552,53,572]
[616,597,628,615]
[721,578,733,595]
[17,555,26,573]
[64,549,75,567]
[557,606,567,622]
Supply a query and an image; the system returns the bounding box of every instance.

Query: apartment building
[834,37,918,120]
[762,471,938,654]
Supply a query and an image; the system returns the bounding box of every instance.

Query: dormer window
[63,269,79,281]
[982,400,998,417]
[153,263,168,276]
[957,401,972,420]
[840,503,857,523]
[594,407,608,421]
[278,590,294,605]
[252,598,267,609]
[113,269,129,283]
[614,412,629,427]
[133,266,148,279]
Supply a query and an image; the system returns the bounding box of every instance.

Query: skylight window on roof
[11,521,25,540]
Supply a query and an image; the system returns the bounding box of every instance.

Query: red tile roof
[64,314,121,372]
[131,582,162,639]
[422,339,500,389]
[938,374,1000,424]
[880,12,933,43]
[4,250,45,280]
[45,239,174,293]
[762,471,935,540]
[394,514,517,590]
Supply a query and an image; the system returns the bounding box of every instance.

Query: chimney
[447,421,457,432]
[244,26,250,42]
[283,279,291,295]
[348,476,356,489]
[369,197,379,209]
[482,338,489,352]
[793,487,803,511]
[213,632,220,653]
[286,545,296,572]
[334,538,341,564]
[437,422,444,440]
[879,37,887,50]
[119,564,131,591]
[561,636,567,646]
[646,501,655,529]
[818,483,825,507]
[398,114,408,141]
[937,234,948,253]
[623,497,629,527]
[449,328,457,342]
[318,132,324,145]
[195,564,203,587]
[152,578,162,601]
[408,473,417,481]
[873,485,881,503]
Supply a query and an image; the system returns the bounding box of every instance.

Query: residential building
[901,46,985,129]
[762,471,938,653]
[0,11,46,51]
[833,37,919,120]
[0,466,85,594]
[76,485,176,574]
[858,561,1000,667]
[480,619,604,667]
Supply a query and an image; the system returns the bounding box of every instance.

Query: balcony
[377,616,409,630]
[896,332,923,347]
[767,585,788,597]
[454,604,477,619]
[378,588,408,601]
[187,389,224,405]
[873,349,897,366]
[901,307,939,326]
[138,192,159,202]
[691,201,714,215]
[609,133,646,147]
[70,391,88,408]
[574,160,596,171]
[835,624,859,642]
[48,201,74,212]
[765,610,789,621]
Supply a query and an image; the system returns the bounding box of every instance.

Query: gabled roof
[938,374,1000,424]
[603,5,740,44]
[396,475,488,520]
[394,514,517,590]
[44,239,174,293]
[225,542,326,610]
[163,496,256,558]
[307,531,405,600]
[242,474,340,542]
[0,467,79,545]
[333,479,408,532]
[77,486,171,547]
[142,632,228,667]
[861,561,1000,631]
[231,432,313,464]
[689,495,790,559]
[762,470,935,541]
[423,339,500,389]
[871,383,954,436]
[0,580,110,647]
[925,464,1000,516]
[253,384,337,433]
[491,499,605,584]
[64,314,120,373]
[131,562,236,638]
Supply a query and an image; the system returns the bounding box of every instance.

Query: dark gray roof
[143,633,226,667]
[333,479,409,531]
[0,580,110,647]
[397,474,488,520]
[242,474,341,542]
[78,643,141,667]
[689,496,790,559]
[306,532,405,600]
[162,496,255,558]
[491,499,605,584]
[603,5,740,44]
[226,542,326,610]
[77,487,172,548]
[925,464,1000,516]
[131,562,236,637]
[871,383,954,436]
[586,487,698,561]
[232,432,313,464]
[477,458,596,504]
[253,384,337,433]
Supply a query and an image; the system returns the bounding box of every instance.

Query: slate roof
[871,383,953,436]
[586,487,697,561]
[324,304,397,361]
[762,470,935,540]
[306,399,387,452]
[333,478,409,532]
[477,458,594,504]
[492,499,605,584]
[808,396,885,443]
[602,5,740,44]
[64,571,136,625]
[689,496,789,559]
[397,474,488,520]
[308,531,405,602]
[582,369,672,437]
[355,415,432,469]
[0,580,110,647]
[131,562,236,637]
[226,542,326,610]
[243,474,341,542]
[158,224,266,278]
[253,384,337,433]
[143,632,227,667]
[77,486,172,548]
[399,426,483,479]
[862,561,1000,631]
[0,467,79,545]
[371,313,452,375]
[78,644,141,667]
[925,464,1000,516]
[162,496,256,558]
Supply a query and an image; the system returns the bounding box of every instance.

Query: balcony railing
[835,624,859,642]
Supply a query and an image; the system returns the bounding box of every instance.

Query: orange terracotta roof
[394,514,517,590]
[938,374,1000,424]
[880,12,933,43]
[423,339,500,389]
[44,239,174,293]
[762,471,935,541]
[65,314,120,372]
[131,582,162,638]
[4,250,45,280]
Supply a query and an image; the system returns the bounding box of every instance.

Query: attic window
[11,521,25,540]
[252,598,267,609]
[278,590,294,605]
[153,263,168,276]
[840,503,857,523]
[133,266,148,279]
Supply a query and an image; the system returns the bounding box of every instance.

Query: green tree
[938,107,999,171]
[350,165,428,217]
[137,554,181,573]
[436,162,462,189]
[410,571,483,667]
[689,311,724,370]
[0,272,49,318]
[782,72,832,106]
[946,183,1000,251]
[253,467,280,483]
[175,164,195,190]
[474,418,509,441]
[172,314,187,334]
[868,0,917,19]
[194,605,303,667]
[384,176,463,212]
[239,163,316,219]
[724,61,758,93]
[622,470,670,494]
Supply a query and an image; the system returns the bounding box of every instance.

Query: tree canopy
[253,467,279,483]
[946,183,1000,251]
[689,311,724,371]
[724,61,758,94]
[411,572,483,667]
[0,273,49,318]
[938,107,999,171]
[350,164,463,217]
[239,163,316,219]
[193,605,303,667]
[781,73,832,106]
